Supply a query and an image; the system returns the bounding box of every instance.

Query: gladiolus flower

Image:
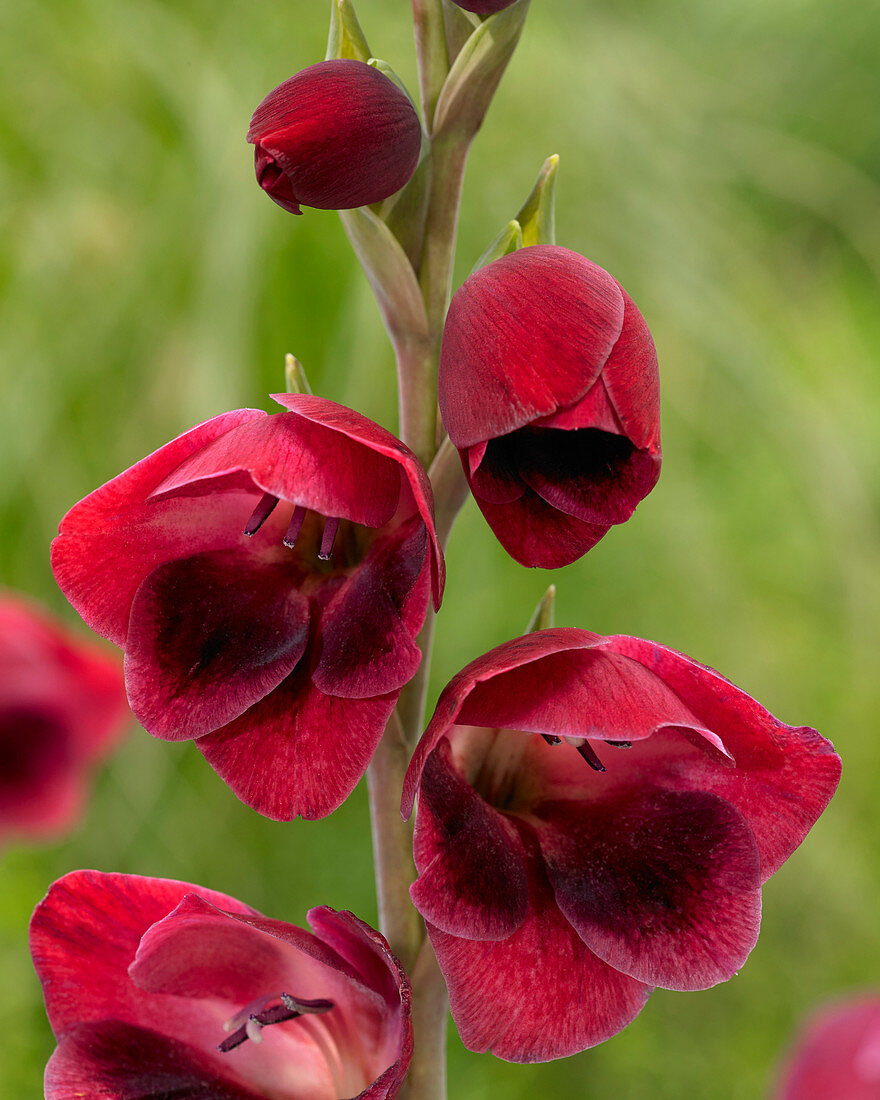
[402,629,840,1062]
[775,994,880,1099]
[51,394,443,821]
[0,594,127,846]
[30,870,412,1099]
[439,245,661,568]
[248,60,422,215]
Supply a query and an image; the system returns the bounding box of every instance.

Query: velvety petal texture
[0,594,129,845]
[775,994,880,1100]
[248,60,422,215]
[31,870,413,1100]
[439,246,661,567]
[52,395,442,820]
[403,628,840,1062]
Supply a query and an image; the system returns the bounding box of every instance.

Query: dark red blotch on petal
[247,60,422,214]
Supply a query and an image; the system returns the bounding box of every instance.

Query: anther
[541,735,562,745]
[282,505,307,548]
[218,992,334,1054]
[318,516,340,561]
[605,740,632,748]
[244,492,280,536]
[575,740,606,772]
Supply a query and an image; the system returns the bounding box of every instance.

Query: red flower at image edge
[248,60,422,215]
[0,595,127,845]
[51,394,443,821]
[402,629,841,1062]
[30,870,412,1100]
[775,994,880,1100]
[439,245,661,568]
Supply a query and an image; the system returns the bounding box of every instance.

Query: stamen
[218,992,334,1054]
[575,740,606,772]
[244,492,280,536]
[282,505,307,548]
[605,740,632,748]
[318,516,340,561]
[541,734,562,745]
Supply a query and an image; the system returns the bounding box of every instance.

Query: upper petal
[439,246,625,448]
[600,285,661,453]
[124,549,310,740]
[534,788,762,990]
[273,394,444,610]
[602,635,842,878]
[52,410,265,646]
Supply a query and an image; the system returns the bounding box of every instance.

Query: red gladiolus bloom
[775,994,880,1099]
[0,595,127,845]
[31,870,413,1099]
[248,60,422,215]
[439,245,661,568]
[51,394,443,821]
[402,629,841,1062]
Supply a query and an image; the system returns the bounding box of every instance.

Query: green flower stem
[366,711,423,972]
[400,938,450,1100]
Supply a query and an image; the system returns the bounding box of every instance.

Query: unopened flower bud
[247,60,422,215]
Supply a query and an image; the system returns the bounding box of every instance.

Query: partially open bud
[247,60,422,215]
[439,245,661,568]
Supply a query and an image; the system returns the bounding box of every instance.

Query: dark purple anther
[218,991,334,1053]
[605,740,632,748]
[576,740,606,772]
[319,516,340,561]
[244,492,280,536]
[541,734,562,745]
[282,505,308,549]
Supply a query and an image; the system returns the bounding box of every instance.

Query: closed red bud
[247,60,422,215]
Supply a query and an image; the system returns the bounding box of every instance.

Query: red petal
[273,394,444,611]
[410,739,529,940]
[197,665,397,820]
[467,475,610,568]
[45,1022,261,1100]
[29,870,257,1038]
[52,410,265,646]
[601,286,661,453]
[153,408,402,530]
[427,835,650,1062]
[535,789,762,990]
[313,519,427,698]
[605,635,842,877]
[307,908,413,1100]
[515,426,660,525]
[439,246,625,448]
[124,550,309,741]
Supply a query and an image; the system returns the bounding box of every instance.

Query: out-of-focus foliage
[1,0,878,1096]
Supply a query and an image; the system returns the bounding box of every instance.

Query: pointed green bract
[471,219,523,274]
[326,0,371,62]
[525,584,556,633]
[517,153,558,246]
[284,354,312,396]
[433,0,531,142]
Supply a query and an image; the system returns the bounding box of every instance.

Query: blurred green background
[1,0,878,1095]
